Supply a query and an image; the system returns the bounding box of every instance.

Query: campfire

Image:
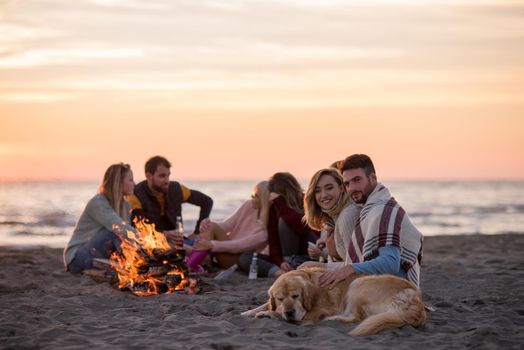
[109,218,198,296]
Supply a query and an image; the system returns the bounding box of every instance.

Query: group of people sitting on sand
[63,154,423,287]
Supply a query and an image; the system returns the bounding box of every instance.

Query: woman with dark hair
[64,163,136,274]
[239,172,318,278]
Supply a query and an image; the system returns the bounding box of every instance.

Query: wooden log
[145,265,169,276]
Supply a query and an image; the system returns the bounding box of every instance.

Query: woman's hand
[193,238,213,251]
[308,244,322,259]
[326,233,342,261]
[199,218,215,234]
[323,224,335,236]
[280,261,293,272]
[269,192,280,201]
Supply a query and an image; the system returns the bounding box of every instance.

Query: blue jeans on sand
[68,229,122,274]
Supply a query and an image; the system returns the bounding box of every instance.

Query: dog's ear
[302,280,319,311]
[268,291,276,311]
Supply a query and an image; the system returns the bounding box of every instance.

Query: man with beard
[319,154,423,288]
[129,156,213,247]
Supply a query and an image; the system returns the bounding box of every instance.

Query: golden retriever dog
[241,267,426,336]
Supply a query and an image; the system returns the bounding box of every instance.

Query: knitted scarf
[320,192,360,263]
[322,191,350,222]
[347,183,423,286]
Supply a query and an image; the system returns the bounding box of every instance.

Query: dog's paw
[241,302,269,317]
[240,310,256,317]
[255,311,275,319]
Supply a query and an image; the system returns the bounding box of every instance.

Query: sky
[1,0,523,182]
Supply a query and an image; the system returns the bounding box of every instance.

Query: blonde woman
[195,181,270,268]
[64,163,136,274]
[302,168,361,268]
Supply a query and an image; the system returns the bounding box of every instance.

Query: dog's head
[267,269,321,323]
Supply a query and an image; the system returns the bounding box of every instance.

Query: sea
[0,180,523,248]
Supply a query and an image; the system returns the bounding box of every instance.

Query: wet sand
[1,233,523,349]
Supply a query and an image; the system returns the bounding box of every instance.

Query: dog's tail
[350,311,404,336]
[350,288,426,336]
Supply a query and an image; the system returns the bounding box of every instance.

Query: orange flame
[110,218,191,296]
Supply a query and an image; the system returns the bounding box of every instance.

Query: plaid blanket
[347,183,423,286]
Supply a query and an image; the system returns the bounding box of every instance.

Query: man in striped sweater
[320,154,423,288]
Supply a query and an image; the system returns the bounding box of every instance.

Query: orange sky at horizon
[1,0,523,182]
[1,113,523,182]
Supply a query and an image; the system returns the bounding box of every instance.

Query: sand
[1,233,523,350]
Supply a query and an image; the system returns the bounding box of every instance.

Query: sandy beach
[1,233,523,349]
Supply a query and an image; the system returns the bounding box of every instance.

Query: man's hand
[165,230,184,247]
[319,265,355,288]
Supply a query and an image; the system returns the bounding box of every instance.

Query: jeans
[278,218,318,257]
[68,229,122,274]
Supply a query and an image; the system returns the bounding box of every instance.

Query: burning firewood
[108,218,199,296]
[145,265,169,277]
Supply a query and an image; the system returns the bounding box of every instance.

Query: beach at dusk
[1,181,524,349]
[1,233,523,349]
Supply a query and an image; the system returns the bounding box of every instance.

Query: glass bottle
[248,252,258,280]
[214,264,238,280]
[176,216,184,236]
[175,216,184,250]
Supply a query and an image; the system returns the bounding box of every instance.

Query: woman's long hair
[98,163,130,221]
[304,168,348,231]
[255,181,270,228]
[268,172,304,213]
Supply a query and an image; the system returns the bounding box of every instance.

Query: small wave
[513,204,524,211]
[476,206,515,215]
[409,212,433,218]
[0,220,74,229]
[37,212,76,227]
[411,204,524,218]
[0,212,76,229]
[436,222,461,228]
[12,230,68,237]
[0,221,26,226]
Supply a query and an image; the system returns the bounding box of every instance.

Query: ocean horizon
[1,180,523,248]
